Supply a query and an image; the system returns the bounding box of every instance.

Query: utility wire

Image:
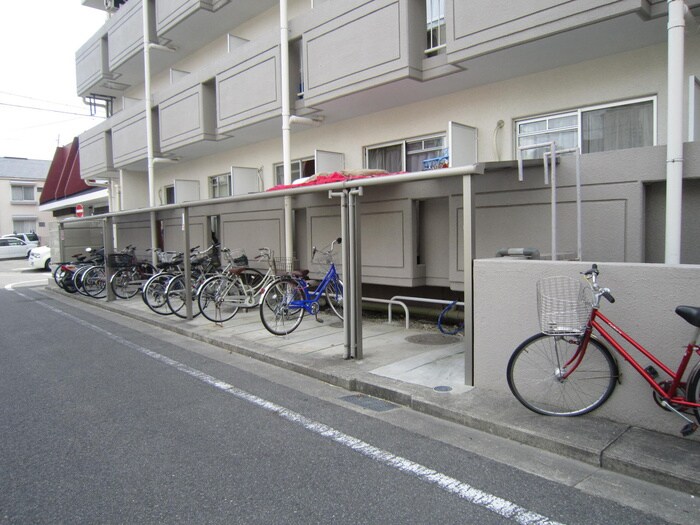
[0,101,101,118]
[0,90,90,111]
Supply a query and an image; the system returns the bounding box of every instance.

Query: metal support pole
[103,216,115,302]
[550,142,557,261]
[349,187,363,360]
[462,174,475,386]
[329,190,351,359]
[183,207,193,319]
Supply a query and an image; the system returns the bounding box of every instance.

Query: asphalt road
[0,261,697,524]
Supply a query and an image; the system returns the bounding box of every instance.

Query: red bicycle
[507,264,700,436]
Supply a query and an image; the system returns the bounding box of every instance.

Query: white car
[28,245,52,270]
[0,237,33,259]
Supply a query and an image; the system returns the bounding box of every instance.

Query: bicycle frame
[289,262,339,314]
[571,308,700,410]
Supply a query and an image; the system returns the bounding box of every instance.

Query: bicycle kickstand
[659,400,698,436]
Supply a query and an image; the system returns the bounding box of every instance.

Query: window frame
[10,184,35,203]
[515,96,657,159]
[273,157,315,186]
[364,133,447,173]
[209,173,232,199]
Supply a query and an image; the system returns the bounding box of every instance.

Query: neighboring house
[71,0,700,280]
[0,157,52,241]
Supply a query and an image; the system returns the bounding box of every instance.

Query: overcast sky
[0,1,108,160]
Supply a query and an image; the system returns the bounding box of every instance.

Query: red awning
[39,137,93,205]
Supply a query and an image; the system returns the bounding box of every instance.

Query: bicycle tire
[507,333,618,416]
[438,301,464,335]
[687,366,700,425]
[60,270,78,293]
[324,277,343,320]
[166,274,202,319]
[198,275,242,323]
[72,265,92,296]
[83,266,106,298]
[110,268,140,299]
[259,277,305,335]
[143,273,175,315]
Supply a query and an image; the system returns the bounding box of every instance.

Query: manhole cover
[405,333,461,345]
[433,385,453,392]
[340,394,398,412]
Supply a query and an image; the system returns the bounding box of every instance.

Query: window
[274,158,315,186]
[12,222,37,236]
[366,134,446,173]
[164,185,175,205]
[11,185,34,202]
[209,173,231,198]
[426,0,445,56]
[517,97,656,159]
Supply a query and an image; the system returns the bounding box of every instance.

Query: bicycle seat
[675,306,700,327]
[292,269,310,279]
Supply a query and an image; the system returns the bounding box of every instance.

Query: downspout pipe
[143,0,159,264]
[280,0,294,261]
[665,0,689,264]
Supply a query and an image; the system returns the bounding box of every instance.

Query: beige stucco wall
[474,258,700,438]
[130,31,699,199]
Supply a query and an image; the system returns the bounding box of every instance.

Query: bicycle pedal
[644,365,659,379]
[681,423,698,437]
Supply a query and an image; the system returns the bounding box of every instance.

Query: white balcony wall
[78,124,114,180]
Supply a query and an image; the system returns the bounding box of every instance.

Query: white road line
[4,279,49,290]
[12,288,565,525]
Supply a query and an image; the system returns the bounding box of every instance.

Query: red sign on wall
[76,204,84,218]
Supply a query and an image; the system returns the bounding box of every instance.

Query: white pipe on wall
[280,0,294,260]
[665,0,688,264]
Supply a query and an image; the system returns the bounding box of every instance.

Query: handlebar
[582,264,615,304]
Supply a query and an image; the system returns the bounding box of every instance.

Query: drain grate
[341,394,398,412]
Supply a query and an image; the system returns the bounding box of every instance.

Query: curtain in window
[582,102,653,153]
[368,144,402,172]
[11,186,33,201]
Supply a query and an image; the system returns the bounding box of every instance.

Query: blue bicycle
[259,238,343,335]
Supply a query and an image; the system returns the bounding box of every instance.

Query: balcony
[76,0,276,99]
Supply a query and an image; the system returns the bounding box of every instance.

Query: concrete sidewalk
[42,285,700,497]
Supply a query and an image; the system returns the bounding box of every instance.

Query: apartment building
[0,157,52,241]
[72,0,700,284]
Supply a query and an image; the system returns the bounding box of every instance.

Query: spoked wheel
[165,274,202,319]
[82,266,106,298]
[197,276,243,323]
[506,333,618,416]
[72,266,92,296]
[324,277,343,320]
[143,274,175,315]
[111,268,140,299]
[59,270,77,293]
[259,277,305,335]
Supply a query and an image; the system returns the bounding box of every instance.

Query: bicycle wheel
[111,268,140,299]
[83,266,106,298]
[687,367,700,425]
[507,333,618,416]
[198,276,242,323]
[60,270,77,293]
[143,273,175,315]
[324,277,343,320]
[259,277,305,335]
[73,266,92,296]
[166,275,202,319]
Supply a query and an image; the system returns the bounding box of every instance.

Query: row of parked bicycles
[52,239,344,336]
